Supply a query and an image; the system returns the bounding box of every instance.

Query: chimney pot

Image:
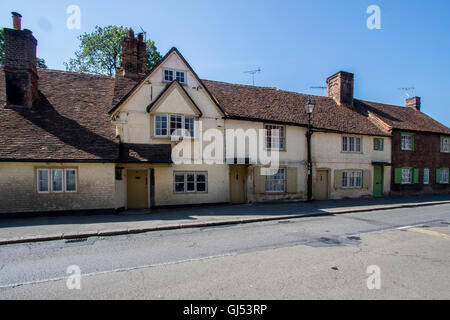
[406,96,421,111]
[138,33,144,42]
[128,28,135,38]
[12,11,22,30]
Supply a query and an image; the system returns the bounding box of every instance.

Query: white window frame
[265,168,286,193]
[163,68,186,84]
[440,169,449,184]
[441,137,450,153]
[51,169,64,193]
[265,125,285,151]
[37,169,50,194]
[154,114,195,139]
[342,171,363,189]
[154,114,169,137]
[402,168,412,184]
[173,172,208,194]
[401,134,413,151]
[342,136,362,153]
[423,168,430,185]
[65,168,78,193]
[163,69,174,82]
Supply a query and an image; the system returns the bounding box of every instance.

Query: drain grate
[65,238,88,244]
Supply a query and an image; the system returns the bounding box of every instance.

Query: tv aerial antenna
[398,86,415,98]
[244,68,261,86]
[310,86,327,94]
[139,25,147,40]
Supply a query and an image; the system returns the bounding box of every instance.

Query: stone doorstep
[0,200,449,246]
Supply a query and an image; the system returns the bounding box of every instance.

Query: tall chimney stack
[4,12,39,108]
[406,96,421,111]
[326,71,354,106]
[120,29,146,78]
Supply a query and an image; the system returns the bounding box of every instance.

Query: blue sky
[1,0,449,126]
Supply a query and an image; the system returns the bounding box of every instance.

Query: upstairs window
[441,136,450,153]
[265,125,285,151]
[342,136,361,153]
[154,114,195,138]
[176,71,186,83]
[163,69,186,84]
[374,138,384,151]
[401,133,414,151]
[154,114,168,137]
[164,69,174,82]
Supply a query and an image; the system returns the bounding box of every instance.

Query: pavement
[0,195,449,246]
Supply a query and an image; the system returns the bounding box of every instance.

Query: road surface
[0,204,449,299]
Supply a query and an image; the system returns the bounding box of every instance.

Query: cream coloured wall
[311,132,391,199]
[0,162,116,214]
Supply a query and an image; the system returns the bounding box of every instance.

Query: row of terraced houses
[0,13,449,215]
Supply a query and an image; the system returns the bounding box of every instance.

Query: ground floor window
[37,168,78,194]
[265,168,286,193]
[174,172,208,193]
[423,168,430,185]
[402,168,412,184]
[342,171,362,188]
[438,168,449,184]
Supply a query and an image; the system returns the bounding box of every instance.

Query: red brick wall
[391,130,450,195]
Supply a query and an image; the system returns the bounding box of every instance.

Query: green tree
[64,25,162,76]
[0,28,48,68]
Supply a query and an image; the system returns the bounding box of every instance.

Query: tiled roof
[356,100,450,135]
[0,67,120,161]
[119,143,172,163]
[202,80,390,136]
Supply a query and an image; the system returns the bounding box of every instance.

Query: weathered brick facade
[391,130,450,195]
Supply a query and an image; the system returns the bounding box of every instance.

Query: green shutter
[411,135,415,151]
[394,168,402,184]
[436,169,441,184]
[413,168,419,184]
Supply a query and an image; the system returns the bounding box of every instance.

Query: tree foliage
[64,25,162,76]
[0,28,48,68]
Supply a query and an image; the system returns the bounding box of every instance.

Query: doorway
[373,165,384,197]
[127,169,149,209]
[229,165,247,204]
[314,169,329,200]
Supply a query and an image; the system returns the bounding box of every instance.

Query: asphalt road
[0,204,449,299]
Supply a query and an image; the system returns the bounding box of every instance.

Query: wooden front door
[127,170,148,209]
[373,165,384,197]
[314,170,329,200]
[230,165,247,204]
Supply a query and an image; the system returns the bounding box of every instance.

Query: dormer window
[163,69,186,84]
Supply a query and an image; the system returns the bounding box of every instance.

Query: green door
[373,165,384,197]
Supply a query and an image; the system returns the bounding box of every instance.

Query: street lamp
[304,98,315,202]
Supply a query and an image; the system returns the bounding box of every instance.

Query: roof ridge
[37,68,114,79]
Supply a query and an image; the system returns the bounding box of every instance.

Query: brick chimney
[120,29,146,78]
[326,71,354,106]
[4,12,39,108]
[406,96,421,111]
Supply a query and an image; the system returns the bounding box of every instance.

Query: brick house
[0,13,448,215]
[359,98,450,195]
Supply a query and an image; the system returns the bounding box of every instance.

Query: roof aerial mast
[244,68,261,86]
